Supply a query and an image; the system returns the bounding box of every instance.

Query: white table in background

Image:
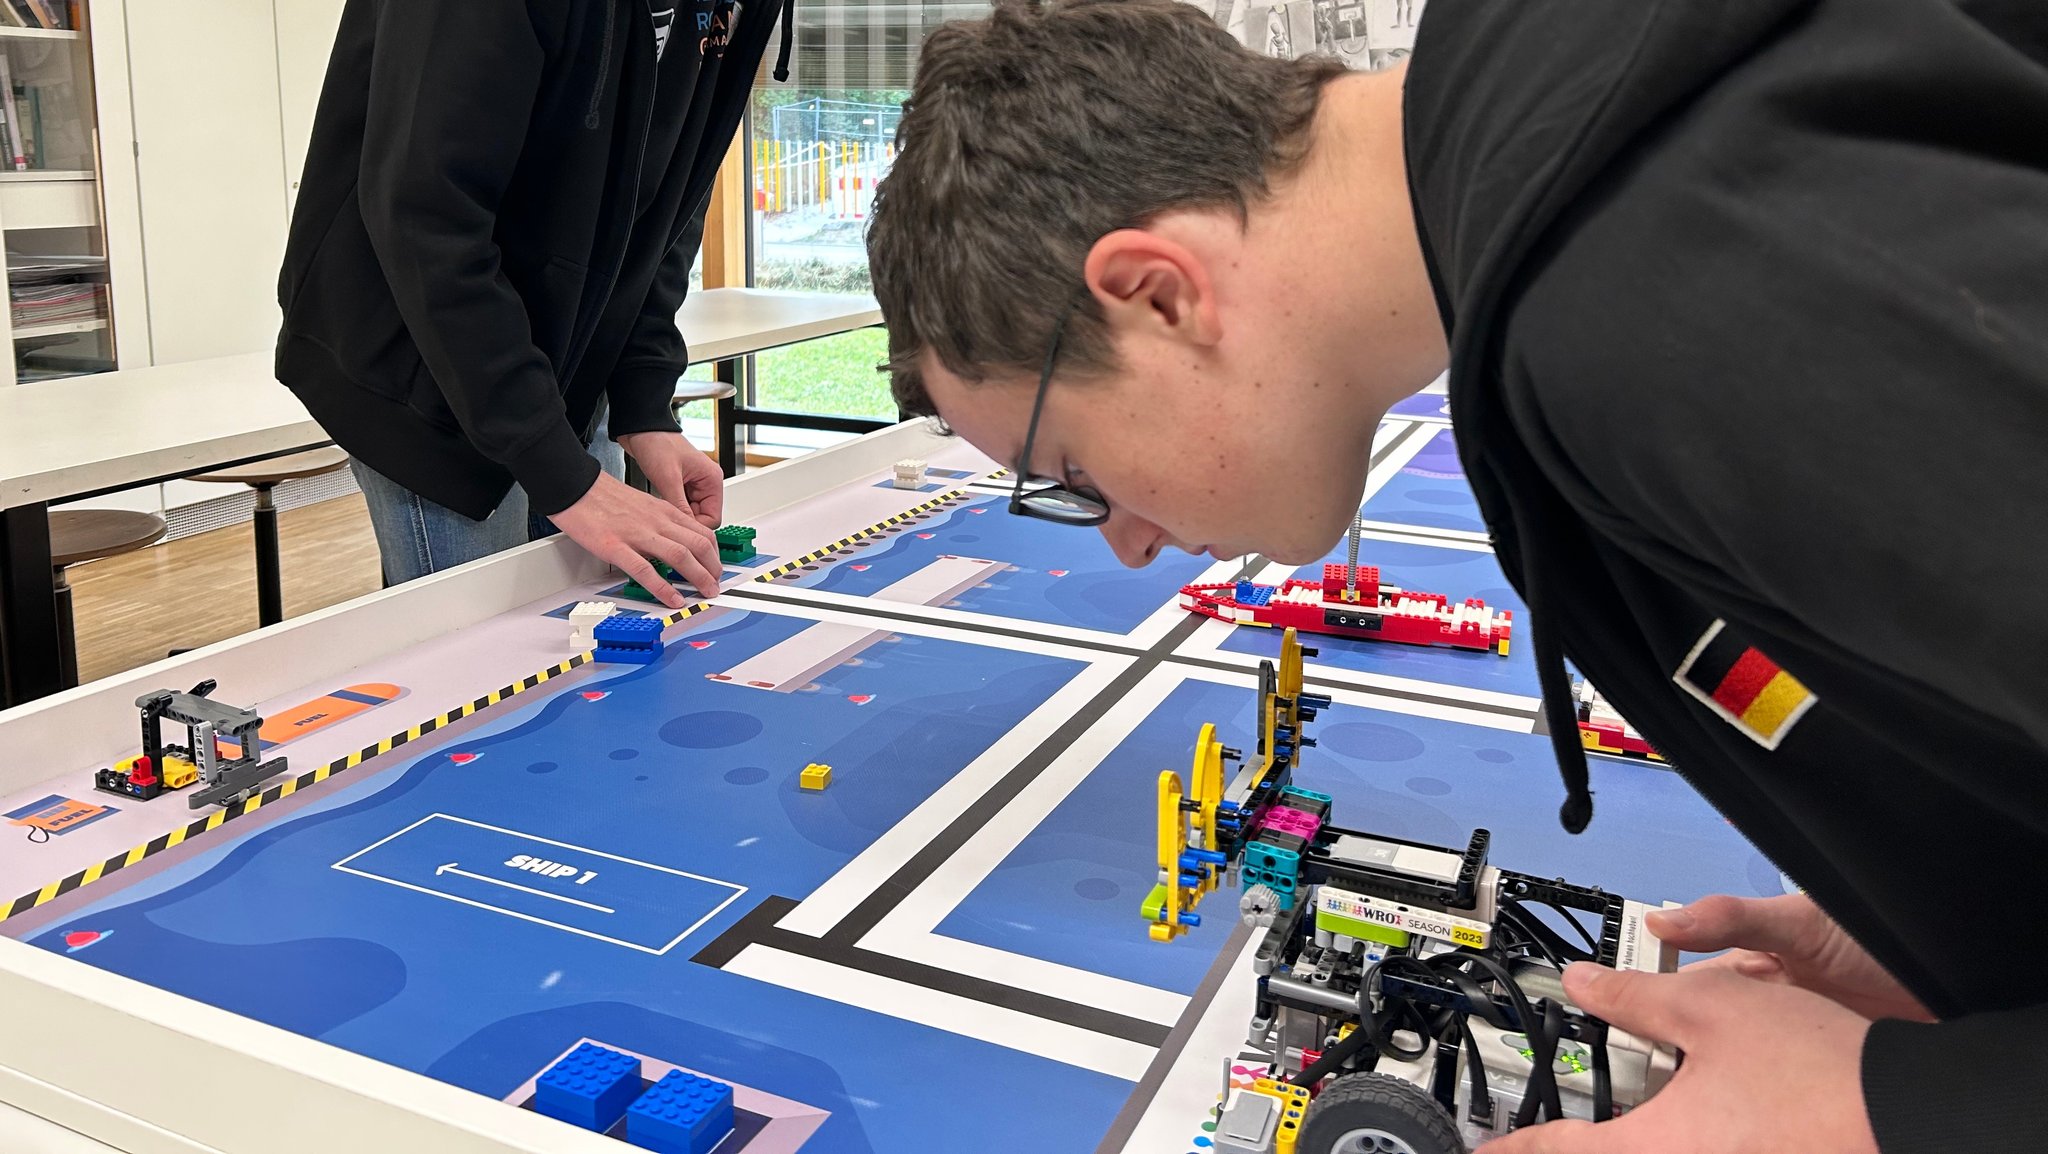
[0,290,885,707]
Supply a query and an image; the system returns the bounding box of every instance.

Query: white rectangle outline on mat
[332,813,746,956]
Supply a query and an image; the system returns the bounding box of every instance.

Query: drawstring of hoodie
[1516,508,1597,834]
[773,0,795,81]
[586,0,617,129]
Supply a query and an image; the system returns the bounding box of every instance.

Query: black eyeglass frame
[1007,301,1111,527]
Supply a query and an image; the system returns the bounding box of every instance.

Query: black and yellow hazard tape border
[752,488,971,586]
[0,485,979,926]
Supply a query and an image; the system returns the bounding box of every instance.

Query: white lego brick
[891,458,928,488]
[568,600,619,650]
[1615,900,1681,975]
[1318,887,1492,950]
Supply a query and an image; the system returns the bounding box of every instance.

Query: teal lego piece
[625,1070,735,1154]
[534,1042,643,1133]
[1281,784,1333,806]
[1240,838,1303,909]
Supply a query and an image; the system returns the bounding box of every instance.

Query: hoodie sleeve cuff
[606,365,686,438]
[507,426,604,518]
[1864,1012,2048,1154]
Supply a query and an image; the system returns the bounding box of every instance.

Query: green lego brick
[620,562,682,603]
[715,524,757,563]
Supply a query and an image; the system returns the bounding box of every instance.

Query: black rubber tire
[1296,1072,1466,1154]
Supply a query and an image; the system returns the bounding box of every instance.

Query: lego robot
[94,680,290,809]
[1144,631,1680,1152]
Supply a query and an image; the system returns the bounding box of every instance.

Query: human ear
[1083,228,1221,347]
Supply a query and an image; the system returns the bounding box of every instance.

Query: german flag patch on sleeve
[1673,620,1817,750]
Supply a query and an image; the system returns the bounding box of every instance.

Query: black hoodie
[1405,0,2048,1149]
[276,0,791,520]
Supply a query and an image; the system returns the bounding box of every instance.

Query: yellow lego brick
[1252,1078,1311,1154]
[1275,1101,1304,1154]
[161,756,198,790]
[800,763,832,790]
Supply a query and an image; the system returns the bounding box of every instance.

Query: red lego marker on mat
[448,752,481,765]
[847,695,874,705]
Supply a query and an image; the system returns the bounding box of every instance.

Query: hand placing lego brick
[546,471,721,608]
[619,431,723,529]
[1653,894,1934,1025]
[1479,964,1879,1154]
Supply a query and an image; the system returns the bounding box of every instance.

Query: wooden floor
[68,494,383,685]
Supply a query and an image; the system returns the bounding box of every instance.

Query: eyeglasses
[1009,301,1111,527]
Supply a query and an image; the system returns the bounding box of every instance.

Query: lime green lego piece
[1141,884,1168,923]
[1356,921,1411,947]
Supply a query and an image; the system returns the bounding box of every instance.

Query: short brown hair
[867,0,1346,415]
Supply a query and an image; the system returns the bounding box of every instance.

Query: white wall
[92,0,346,514]
[122,0,289,366]
[275,0,347,210]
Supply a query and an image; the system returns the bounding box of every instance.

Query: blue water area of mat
[1363,427,1485,533]
[774,494,1213,635]
[22,611,1128,1153]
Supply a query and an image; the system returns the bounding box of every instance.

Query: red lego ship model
[1574,678,1664,761]
[1180,563,1512,656]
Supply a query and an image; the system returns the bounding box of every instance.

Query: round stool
[671,377,737,419]
[668,377,741,478]
[188,445,351,627]
[49,509,168,689]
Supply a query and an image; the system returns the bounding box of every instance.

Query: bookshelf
[0,0,115,387]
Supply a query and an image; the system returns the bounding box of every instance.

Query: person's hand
[547,470,720,608]
[1650,894,1935,1023]
[617,431,723,529]
[1480,964,1879,1153]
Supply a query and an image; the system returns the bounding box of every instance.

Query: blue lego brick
[592,614,665,665]
[626,1070,735,1154]
[594,614,664,647]
[593,644,663,666]
[1231,580,1275,607]
[534,1043,644,1133]
[1281,784,1333,806]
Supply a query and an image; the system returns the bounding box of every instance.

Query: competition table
[0,290,882,707]
[0,409,1762,1154]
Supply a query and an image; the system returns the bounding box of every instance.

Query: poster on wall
[1193,0,1424,69]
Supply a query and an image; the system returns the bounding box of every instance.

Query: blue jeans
[351,419,627,586]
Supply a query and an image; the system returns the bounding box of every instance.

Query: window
[731,0,988,454]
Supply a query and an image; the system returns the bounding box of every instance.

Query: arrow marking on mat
[435,863,616,914]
